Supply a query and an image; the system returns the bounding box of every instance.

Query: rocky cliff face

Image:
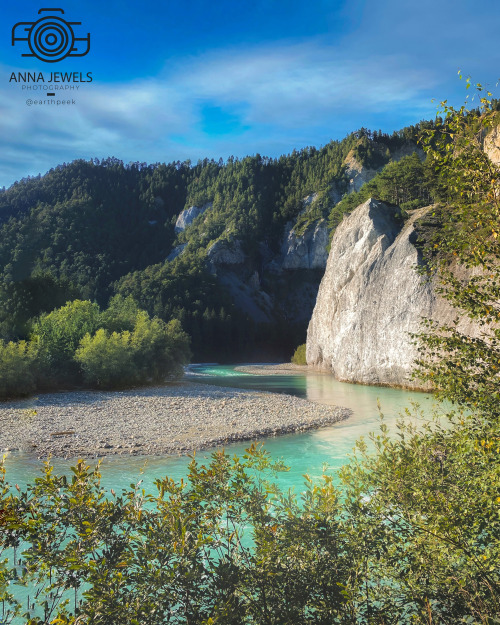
[306,198,479,389]
[344,142,425,193]
[281,219,329,270]
[344,155,380,193]
[175,202,212,233]
[485,125,500,165]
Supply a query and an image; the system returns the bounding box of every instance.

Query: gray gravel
[235,364,315,375]
[0,382,350,459]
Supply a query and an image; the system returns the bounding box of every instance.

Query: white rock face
[207,239,245,266]
[175,202,212,233]
[281,219,329,270]
[167,243,187,261]
[302,193,319,207]
[485,125,500,165]
[344,155,380,193]
[306,198,479,388]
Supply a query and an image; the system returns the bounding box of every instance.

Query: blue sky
[0,0,499,188]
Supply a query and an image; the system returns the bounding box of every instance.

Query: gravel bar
[234,363,312,375]
[0,382,350,459]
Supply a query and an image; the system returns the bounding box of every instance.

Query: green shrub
[75,328,136,388]
[75,312,191,388]
[291,343,307,365]
[100,294,141,333]
[31,299,100,381]
[0,339,39,398]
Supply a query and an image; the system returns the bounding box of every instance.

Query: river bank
[0,380,350,459]
[234,363,311,375]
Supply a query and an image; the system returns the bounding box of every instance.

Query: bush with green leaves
[0,339,39,398]
[291,343,307,365]
[1,422,499,625]
[0,296,191,397]
[74,328,136,388]
[31,299,101,383]
[99,294,141,334]
[75,312,191,388]
[414,83,500,421]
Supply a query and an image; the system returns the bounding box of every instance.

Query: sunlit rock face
[485,125,500,166]
[281,219,329,270]
[306,198,479,388]
[175,202,212,233]
[343,155,381,193]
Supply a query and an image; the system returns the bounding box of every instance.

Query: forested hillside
[0,118,450,363]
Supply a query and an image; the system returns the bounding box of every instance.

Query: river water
[2,364,443,620]
[2,364,439,493]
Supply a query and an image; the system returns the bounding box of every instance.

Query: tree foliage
[32,299,101,382]
[0,339,39,397]
[75,315,191,388]
[291,343,307,365]
[1,423,499,624]
[0,297,191,397]
[414,83,500,418]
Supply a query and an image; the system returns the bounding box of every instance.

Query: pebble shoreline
[235,363,317,376]
[0,381,350,459]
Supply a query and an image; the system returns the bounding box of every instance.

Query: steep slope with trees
[0,124,434,362]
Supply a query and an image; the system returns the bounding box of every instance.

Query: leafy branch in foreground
[2,423,499,624]
[415,81,500,417]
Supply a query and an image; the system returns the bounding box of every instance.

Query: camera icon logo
[12,8,90,63]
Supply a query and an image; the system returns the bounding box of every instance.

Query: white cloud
[171,44,435,127]
[0,41,439,186]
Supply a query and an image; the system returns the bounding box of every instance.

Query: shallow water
[2,364,439,492]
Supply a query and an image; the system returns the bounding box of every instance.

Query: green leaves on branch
[75,315,191,388]
[2,428,500,624]
[414,84,500,417]
[0,339,39,397]
[290,343,306,365]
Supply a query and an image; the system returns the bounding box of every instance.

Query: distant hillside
[0,121,439,360]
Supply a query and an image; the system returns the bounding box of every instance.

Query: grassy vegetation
[291,343,307,365]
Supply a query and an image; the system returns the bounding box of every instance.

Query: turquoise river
[3,364,440,492]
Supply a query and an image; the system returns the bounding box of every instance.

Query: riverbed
[2,364,440,491]
[0,381,348,458]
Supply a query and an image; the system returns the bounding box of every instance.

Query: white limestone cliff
[281,219,329,270]
[306,198,480,388]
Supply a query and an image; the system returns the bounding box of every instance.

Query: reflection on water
[3,364,440,491]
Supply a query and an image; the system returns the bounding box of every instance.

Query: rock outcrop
[344,154,380,193]
[207,239,245,266]
[485,125,500,166]
[306,198,480,389]
[175,202,212,233]
[343,142,424,194]
[167,243,187,262]
[281,219,329,270]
